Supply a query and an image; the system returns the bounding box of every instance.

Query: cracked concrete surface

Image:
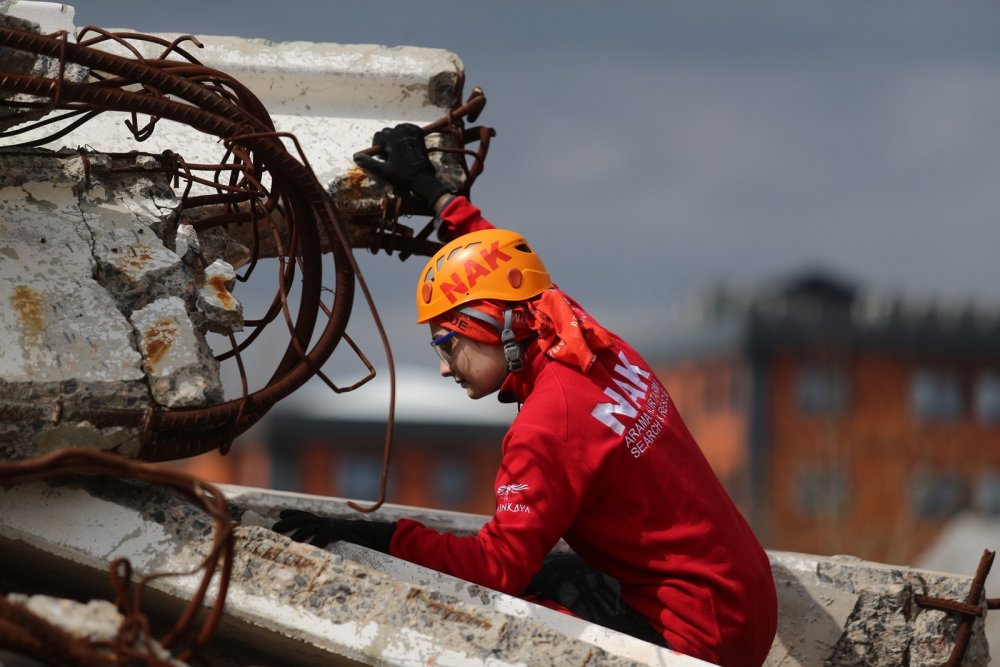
[0,149,241,458]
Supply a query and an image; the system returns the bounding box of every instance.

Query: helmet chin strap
[500,307,523,372]
[456,305,525,373]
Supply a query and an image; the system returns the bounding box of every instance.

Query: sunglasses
[430,330,460,365]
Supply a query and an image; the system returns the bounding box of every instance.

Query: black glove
[353,123,453,208]
[272,509,396,552]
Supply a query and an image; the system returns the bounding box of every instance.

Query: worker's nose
[439,358,452,377]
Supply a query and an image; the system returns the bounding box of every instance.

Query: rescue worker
[274,124,777,666]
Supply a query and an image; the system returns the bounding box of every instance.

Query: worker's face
[429,325,508,399]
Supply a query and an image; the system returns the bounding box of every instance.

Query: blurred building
[171,363,515,515]
[175,417,506,515]
[650,269,1000,565]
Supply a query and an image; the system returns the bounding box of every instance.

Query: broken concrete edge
[71,30,465,118]
[768,549,992,665]
[223,483,490,536]
[0,149,244,459]
[0,478,703,666]
[1,2,465,118]
[224,480,994,590]
[0,5,474,229]
[1,0,75,33]
[0,2,88,135]
[3,593,186,666]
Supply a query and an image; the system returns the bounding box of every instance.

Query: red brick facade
[654,274,1000,565]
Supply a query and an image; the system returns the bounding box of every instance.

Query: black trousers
[521,553,670,649]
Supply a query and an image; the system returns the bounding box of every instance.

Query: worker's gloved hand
[272,509,396,553]
[353,123,453,209]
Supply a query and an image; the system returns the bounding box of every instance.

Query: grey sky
[74,1,1000,416]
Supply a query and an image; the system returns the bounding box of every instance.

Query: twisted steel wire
[0,25,493,482]
[0,26,347,460]
[914,549,995,667]
[0,448,234,665]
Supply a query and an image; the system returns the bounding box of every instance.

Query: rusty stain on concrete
[344,165,369,192]
[243,538,317,571]
[207,274,235,310]
[407,588,494,630]
[122,244,154,273]
[10,284,44,346]
[143,319,178,369]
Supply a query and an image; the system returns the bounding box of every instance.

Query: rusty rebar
[0,25,347,457]
[0,597,113,666]
[914,548,995,667]
[0,25,493,513]
[0,448,234,664]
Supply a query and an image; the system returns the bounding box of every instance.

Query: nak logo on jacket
[590,350,670,458]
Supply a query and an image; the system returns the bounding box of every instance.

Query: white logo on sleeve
[496,482,531,513]
[497,483,529,497]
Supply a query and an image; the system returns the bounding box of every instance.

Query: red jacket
[390,197,777,666]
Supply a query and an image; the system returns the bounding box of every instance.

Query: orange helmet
[416,228,552,323]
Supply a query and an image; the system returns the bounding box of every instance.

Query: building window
[702,366,744,413]
[433,458,472,508]
[795,467,849,517]
[729,368,745,411]
[974,373,1000,424]
[910,368,963,422]
[336,455,384,500]
[909,469,964,518]
[974,471,1000,516]
[703,371,727,413]
[795,365,849,415]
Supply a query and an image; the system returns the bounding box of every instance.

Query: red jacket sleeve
[438,196,495,237]
[389,381,597,594]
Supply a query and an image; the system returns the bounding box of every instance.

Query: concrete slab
[0,158,144,385]
[0,478,703,666]
[226,485,990,667]
[0,476,990,666]
[0,151,149,458]
[769,550,990,666]
[0,0,75,33]
[0,150,236,459]
[917,512,1000,663]
[0,21,470,230]
[0,1,86,133]
[0,2,482,463]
